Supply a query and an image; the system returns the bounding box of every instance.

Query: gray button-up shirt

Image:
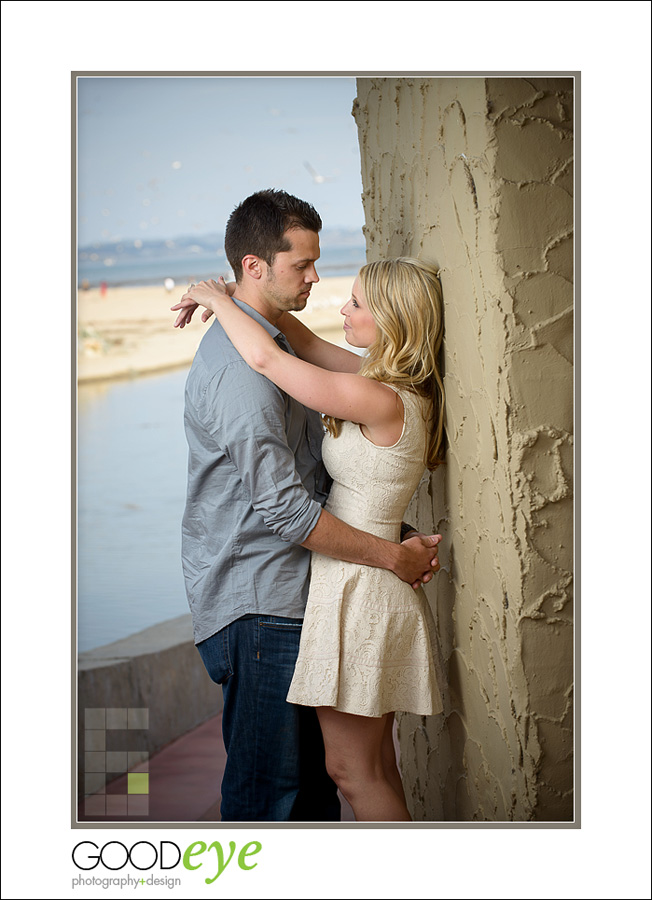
[182,298,329,644]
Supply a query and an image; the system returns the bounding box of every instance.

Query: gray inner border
[71,69,580,830]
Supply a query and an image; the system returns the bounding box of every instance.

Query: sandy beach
[77,276,355,383]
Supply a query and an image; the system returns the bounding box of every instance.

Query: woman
[173,258,445,821]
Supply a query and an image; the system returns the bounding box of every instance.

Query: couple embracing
[173,188,445,822]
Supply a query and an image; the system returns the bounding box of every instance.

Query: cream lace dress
[287,386,443,717]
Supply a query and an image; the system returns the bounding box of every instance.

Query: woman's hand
[171,298,212,329]
[170,277,234,328]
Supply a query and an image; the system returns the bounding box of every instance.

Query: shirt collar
[231,295,291,351]
[231,296,282,340]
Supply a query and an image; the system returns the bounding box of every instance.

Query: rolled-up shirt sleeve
[200,359,322,545]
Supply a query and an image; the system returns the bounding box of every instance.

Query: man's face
[261,228,320,313]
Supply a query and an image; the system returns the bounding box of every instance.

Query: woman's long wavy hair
[324,257,445,470]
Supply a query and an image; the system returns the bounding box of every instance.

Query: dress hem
[286,696,444,719]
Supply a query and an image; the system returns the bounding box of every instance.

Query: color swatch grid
[83,707,149,816]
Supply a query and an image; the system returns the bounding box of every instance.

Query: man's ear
[241,255,264,280]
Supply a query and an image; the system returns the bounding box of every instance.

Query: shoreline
[77,276,353,384]
[77,358,195,386]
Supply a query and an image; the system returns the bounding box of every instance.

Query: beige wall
[354,77,573,821]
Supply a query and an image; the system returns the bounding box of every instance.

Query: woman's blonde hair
[325,257,445,470]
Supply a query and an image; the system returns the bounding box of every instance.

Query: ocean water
[78,368,191,651]
[78,235,365,287]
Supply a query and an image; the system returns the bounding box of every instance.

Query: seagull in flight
[303,161,336,184]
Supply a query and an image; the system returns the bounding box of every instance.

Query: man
[178,189,440,822]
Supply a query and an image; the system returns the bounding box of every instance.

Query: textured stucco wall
[353,77,573,821]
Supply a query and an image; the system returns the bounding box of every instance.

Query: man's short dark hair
[224,189,322,281]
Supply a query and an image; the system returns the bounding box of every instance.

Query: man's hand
[394,533,442,589]
[301,510,441,590]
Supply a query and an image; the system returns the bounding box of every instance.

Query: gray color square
[85,708,106,729]
[106,708,128,729]
[85,772,106,795]
[128,708,149,729]
[85,751,106,773]
[105,729,129,751]
[128,750,149,770]
[85,730,106,751]
[106,751,128,773]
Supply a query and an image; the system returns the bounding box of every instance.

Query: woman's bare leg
[316,707,412,822]
[381,713,408,807]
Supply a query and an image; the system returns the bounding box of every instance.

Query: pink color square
[128,795,149,816]
[84,795,106,816]
[105,778,126,795]
[106,795,128,816]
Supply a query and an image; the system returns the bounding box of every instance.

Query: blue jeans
[197,615,341,822]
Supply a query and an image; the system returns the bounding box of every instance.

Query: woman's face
[340,276,377,348]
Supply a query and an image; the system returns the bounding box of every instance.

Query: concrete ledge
[77,614,222,799]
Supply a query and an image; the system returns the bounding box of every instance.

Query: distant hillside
[79,228,365,260]
[78,229,366,288]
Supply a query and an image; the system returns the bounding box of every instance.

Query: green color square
[128,773,149,794]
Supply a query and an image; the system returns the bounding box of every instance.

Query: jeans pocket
[258,617,303,667]
[259,618,303,630]
[196,627,233,684]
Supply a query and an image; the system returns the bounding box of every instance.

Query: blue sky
[78,76,364,246]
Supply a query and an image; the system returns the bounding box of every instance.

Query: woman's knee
[322,748,348,790]
[323,746,382,796]
[317,708,388,788]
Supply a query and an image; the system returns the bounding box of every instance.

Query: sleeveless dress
[287,386,443,717]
